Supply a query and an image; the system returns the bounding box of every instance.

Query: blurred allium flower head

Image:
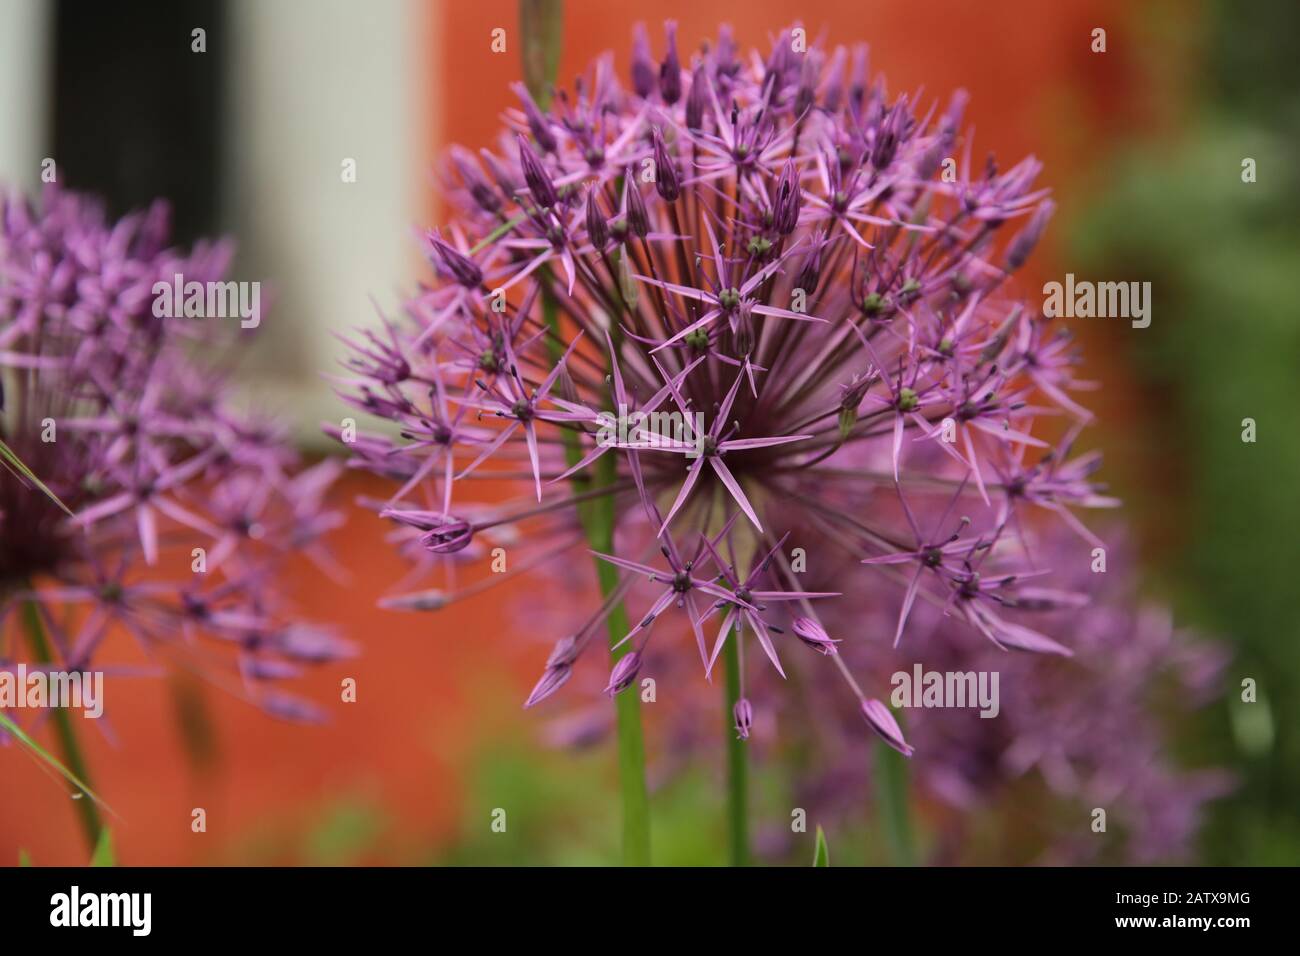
[0,186,350,722]
[774,532,1232,864]
[335,22,1119,756]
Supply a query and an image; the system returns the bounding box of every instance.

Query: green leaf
[18,849,32,867]
[90,828,116,867]
[0,710,111,812]
[813,825,830,867]
[0,436,73,516]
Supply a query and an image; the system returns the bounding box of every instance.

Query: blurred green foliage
[1072,0,1300,864]
[432,745,729,866]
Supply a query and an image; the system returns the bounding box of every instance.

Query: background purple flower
[0,185,350,724]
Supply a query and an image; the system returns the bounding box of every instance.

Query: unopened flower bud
[517,135,558,209]
[686,66,709,131]
[660,22,682,105]
[652,128,681,202]
[772,159,802,235]
[512,83,557,153]
[733,697,754,739]
[792,617,840,655]
[631,24,656,98]
[604,651,643,696]
[860,698,914,756]
[525,664,573,708]
[586,188,609,249]
[625,177,650,238]
[426,232,482,288]
[381,509,475,554]
[1004,200,1054,272]
[451,146,503,214]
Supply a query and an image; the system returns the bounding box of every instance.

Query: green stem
[722,632,749,866]
[874,739,916,866]
[20,599,103,852]
[541,282,651,866]
[591,454,651,867]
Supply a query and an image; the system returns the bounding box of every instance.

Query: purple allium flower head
[333,23,1121,758]
[764,530,1232,868]
[0,185,347,723]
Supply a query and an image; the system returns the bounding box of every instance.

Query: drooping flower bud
[792,617,840,655]
[380,509,474,554]
[604,651,643,696]
[424,520,473,553]
[733,697,754,740]
[860,698,914,756]
[525,663,573,708]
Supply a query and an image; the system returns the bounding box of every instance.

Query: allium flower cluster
[0,186,350,723]
[335,23,1117,756]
